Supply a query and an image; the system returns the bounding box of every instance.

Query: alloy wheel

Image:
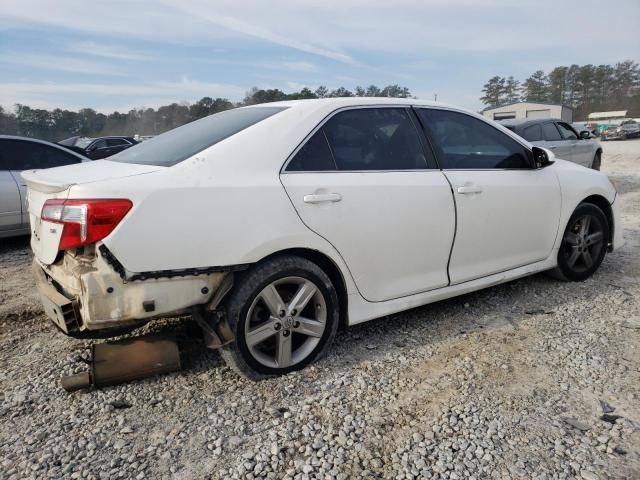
[244,276,327,369]
[562,214,605,273]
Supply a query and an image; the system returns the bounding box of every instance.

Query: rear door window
[286,130,336,171]
[0,140,81,170]
[91,139,107,150]
[522,124,542,142]
[542,123,562,141]
[417,109,531,169]
[322,108,430,170]
[110,106,288,166]
[106,138,130,147]
[556,122,578,140]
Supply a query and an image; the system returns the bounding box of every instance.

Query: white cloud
[0,78,246,112]
[2,1,639,67]
[0,53,124,76]
[66,42,151,61]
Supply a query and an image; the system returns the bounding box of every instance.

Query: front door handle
[303,193,342,204]
[456,185,483,194]
[548,145,557,149]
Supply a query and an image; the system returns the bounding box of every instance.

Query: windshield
[109,106,288,166]
[75,137,94,148]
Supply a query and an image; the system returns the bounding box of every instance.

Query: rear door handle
[456,185,483,194]
[303,193,342,203]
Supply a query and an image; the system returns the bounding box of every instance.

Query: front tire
[591,151,602,171]
[220,255,339,379]
[550,203,609,281]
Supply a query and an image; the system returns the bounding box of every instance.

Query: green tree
[329,87,354,97]
[521,70,549,102]
[365,85,382,96]
[480,76,506,107]
[547,66,568,104]
[314,86,329,98]
[380,84,411,98]
[503,76,520,104]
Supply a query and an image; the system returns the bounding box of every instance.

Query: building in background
[482,102,573,123]
[587,110,628,125]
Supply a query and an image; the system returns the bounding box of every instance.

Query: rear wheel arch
[257,248,349,328]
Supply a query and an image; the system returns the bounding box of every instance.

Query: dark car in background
[0,135,87,238]
[499,118,603,170]
[58,136,138,160]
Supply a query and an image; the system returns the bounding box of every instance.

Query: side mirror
[532,146,554,168]
[579,130,591,139]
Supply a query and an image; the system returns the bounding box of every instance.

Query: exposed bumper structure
[33,247,228,333]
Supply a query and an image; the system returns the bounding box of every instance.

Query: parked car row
[58,136,138,159]
[1,134,138,238]
[601,120,640,141]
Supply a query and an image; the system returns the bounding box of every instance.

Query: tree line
[0,84,412,142]
[480,60,640,119]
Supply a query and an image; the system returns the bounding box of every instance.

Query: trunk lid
[21,159,163,193]
[23,160,164,265]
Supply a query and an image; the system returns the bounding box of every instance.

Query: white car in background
[23,98,623,379]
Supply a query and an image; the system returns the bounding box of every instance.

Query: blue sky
[1,0,638,113]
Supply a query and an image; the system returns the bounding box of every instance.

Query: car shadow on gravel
[320,251,633,371]
[0,235,30,253]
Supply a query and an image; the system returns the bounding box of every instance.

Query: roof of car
[0,135,88,159]
[498,118,561,128]
[259,96,456,111]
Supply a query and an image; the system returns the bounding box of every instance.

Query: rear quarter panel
[69,158,358,296]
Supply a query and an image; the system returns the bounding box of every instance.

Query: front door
[281,107,456,302]
[557,121,591,167]
[416,108,562,284]
[540,121,574,163]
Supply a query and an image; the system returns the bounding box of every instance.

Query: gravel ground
[1,139,639,480]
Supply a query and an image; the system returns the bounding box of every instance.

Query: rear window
[109,106,287,166]
[522,124,543,142]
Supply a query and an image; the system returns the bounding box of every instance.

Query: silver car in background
[499,119,603,170]
[0,135,87,239]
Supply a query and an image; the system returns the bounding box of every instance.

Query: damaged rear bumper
[33,246,229,334]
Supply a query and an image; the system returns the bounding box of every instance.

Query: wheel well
[259,248,349,328]
[581,195,613,247]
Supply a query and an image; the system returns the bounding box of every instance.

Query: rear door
[0,140,23,232]
[556,121,590,167]
[416,108,561,284]
[7,140,83,226]
[106,138,132,156]
[281,106,456,302]
[87,139,110,159]
[540,122,573,162]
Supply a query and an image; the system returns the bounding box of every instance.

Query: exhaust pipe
[61,334,181,392]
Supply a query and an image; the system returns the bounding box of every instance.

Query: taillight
[41,199,132,250]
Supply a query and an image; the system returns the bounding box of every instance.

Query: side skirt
[346,253,558,326]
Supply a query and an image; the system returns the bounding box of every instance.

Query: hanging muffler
[61,334,181,392]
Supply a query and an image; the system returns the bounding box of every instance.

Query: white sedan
[23,98,624,379]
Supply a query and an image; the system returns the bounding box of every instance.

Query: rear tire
[591,151,602,171]
[220,255,339,380]
[549,203,609,282]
